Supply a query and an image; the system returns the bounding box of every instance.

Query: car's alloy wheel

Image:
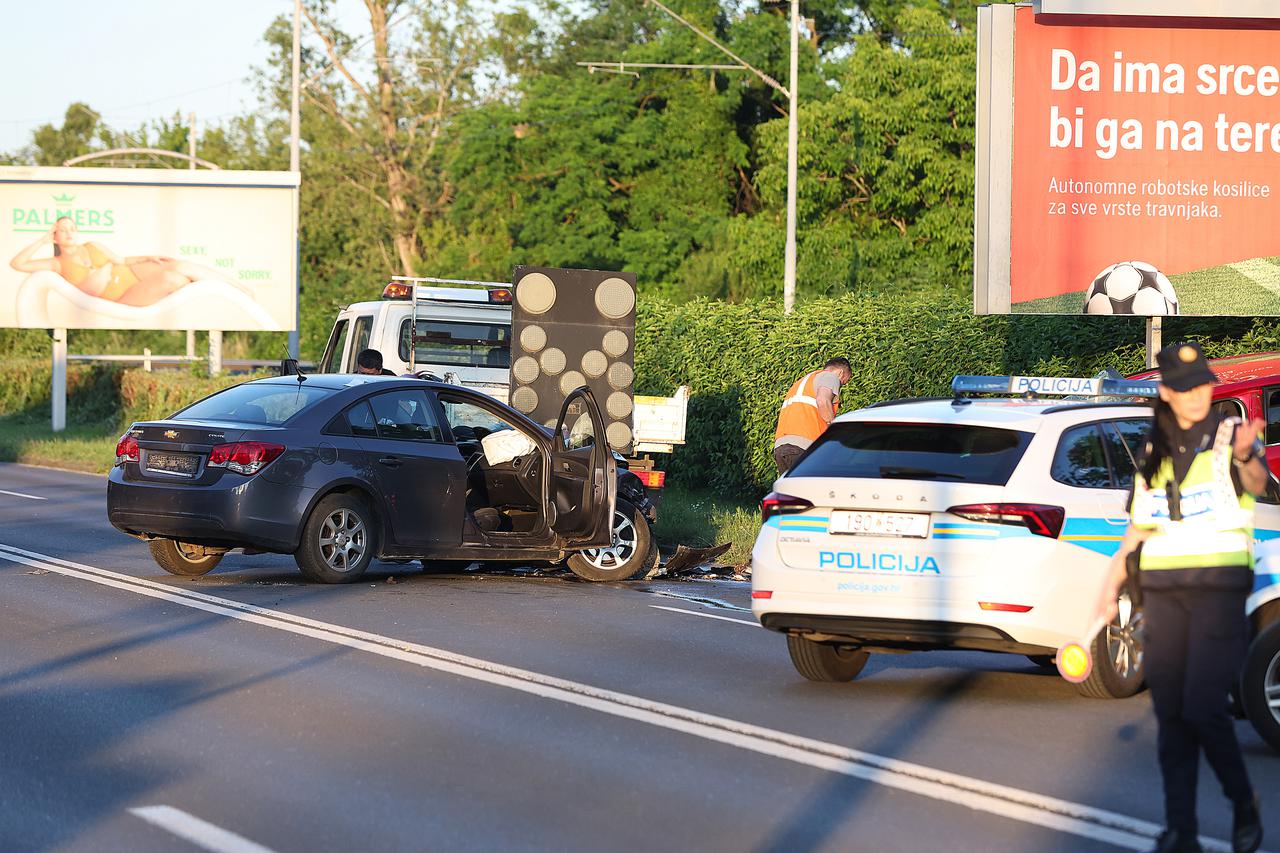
[295,493,377,583]
[1075,588,1145,699]
[1241,619,1280,752]
[1106,592,1144,680]
[566,499,657,582]
[580,511,638,572]
[148,539,222,577]
[319,508,368,574]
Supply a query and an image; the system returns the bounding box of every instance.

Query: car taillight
[636,470,666,489]
[115,433,139,465]
[208,441,285,475]
[761,492,813,522]
[947,503,1065,539]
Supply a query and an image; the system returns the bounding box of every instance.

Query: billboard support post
[288,0,302,360]
[1145,317,1162,369]
[51,328,66,432]
[208,331,222,376]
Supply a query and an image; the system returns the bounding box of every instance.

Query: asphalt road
[0,462,1276,853]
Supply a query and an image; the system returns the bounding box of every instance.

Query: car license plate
[145,451,198,477]
[829,510,929,538]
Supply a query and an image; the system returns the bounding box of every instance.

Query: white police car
[752,375,1280,719]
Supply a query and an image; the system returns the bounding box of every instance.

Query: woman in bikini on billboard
[8,217,247,306]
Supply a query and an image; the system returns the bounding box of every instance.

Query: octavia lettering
[818,551,941,574]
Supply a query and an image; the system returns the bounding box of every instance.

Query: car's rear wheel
[294,493,376,584]
[566,499,657,582]
[1075,588,1145,699]
[148,539,222,577]
[1240,619,1280,753]
[786,635,870,683]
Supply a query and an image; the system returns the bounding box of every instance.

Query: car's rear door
[548,387,615,548]
[356,388,464,547]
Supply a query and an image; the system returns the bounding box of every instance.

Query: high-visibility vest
[1130,417,1255,572]
[774,370,838,445]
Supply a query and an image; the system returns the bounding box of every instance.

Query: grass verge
[0,419,117,474]
[653,483,760,569]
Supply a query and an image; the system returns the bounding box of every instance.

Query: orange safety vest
[775,370,839,444]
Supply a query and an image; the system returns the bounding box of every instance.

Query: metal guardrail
[68,354,316,373]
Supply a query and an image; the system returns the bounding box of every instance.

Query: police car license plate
[145,451,198,477]
[829,510,929,538]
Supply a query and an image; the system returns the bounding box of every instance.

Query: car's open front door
[549,387,615,548]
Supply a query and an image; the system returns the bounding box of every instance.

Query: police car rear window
[788,422,1033,485]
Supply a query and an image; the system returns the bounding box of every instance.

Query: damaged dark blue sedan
[108,375,657,583]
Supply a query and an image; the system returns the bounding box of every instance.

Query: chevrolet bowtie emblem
[164,430,178,439]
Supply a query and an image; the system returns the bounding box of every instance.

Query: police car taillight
[946,503,1065,538]
[762,492,813,522]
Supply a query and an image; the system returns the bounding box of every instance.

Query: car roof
[835,398,1152,430]
[246,375,456,392]
[1129,351,1280,389]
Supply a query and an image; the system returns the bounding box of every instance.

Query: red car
[1131,351,1280,476]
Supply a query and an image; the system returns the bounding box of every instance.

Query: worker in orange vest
[773,357,852,474]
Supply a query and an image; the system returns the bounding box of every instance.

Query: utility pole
[630,0,799,312]
[288,0,302,360]
[187,112,196,360]
[784,0,799,314]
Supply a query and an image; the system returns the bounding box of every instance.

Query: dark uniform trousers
[1143,586,1254,832]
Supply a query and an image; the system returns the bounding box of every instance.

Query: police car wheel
[786,635,870,683]
[148,539,222,577]
[1240,619,1280,752]
[566,499,658,582]
[1075,588,1145,699]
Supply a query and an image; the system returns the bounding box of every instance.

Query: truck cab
[318,281,514,403]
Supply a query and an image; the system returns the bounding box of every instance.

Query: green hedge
[633,294,1276,496]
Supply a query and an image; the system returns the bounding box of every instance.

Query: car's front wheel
[1241,618,1280,752]
[566,499,657,582]
[148,539,222,577]
[1075,588,1145,699]
[786,634,870,683]
[294,493,376,583]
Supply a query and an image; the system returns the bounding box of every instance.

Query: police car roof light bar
[950,375,1159,400]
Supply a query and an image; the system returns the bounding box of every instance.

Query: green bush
[0,358,124,426]
[0,358,266,428]
[634,293,1277,496]
[118,369,269,424]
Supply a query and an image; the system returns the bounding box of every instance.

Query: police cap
[1155,342,1217,392]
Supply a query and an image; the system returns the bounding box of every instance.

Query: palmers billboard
[0,166,299,331]
[974,5,1280,316]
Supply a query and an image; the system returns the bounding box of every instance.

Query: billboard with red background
[981,6,1280,316]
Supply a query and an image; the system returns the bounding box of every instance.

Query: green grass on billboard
[1012,256,1280,316]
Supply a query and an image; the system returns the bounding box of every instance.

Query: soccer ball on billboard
[1082,261,1179,315]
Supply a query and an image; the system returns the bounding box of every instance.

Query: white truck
[317,277,688,493]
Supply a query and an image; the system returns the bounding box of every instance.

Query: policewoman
[1100,343,1264,853]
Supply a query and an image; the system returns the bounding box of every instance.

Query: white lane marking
[0,488,46,501]
[129,806,276,853]
[0,543,1235,853]
[650,604,760,627]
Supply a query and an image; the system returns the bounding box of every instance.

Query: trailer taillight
[635,470,666,489]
